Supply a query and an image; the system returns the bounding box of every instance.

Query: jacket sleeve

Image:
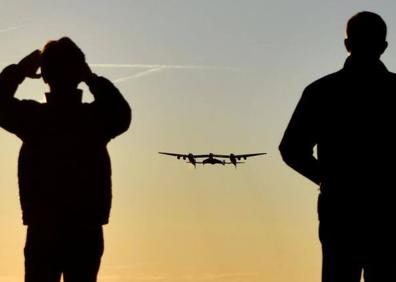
[88,75,132,139]
[0,64,31,137]
[279,85,321,185]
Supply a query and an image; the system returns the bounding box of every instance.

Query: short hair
[41,37,85,87]
[346,12,387,42]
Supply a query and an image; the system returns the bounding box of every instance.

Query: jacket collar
[45,89,83,105]
[343,56,387,75]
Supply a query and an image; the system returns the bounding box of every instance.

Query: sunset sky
[1,1,396,281]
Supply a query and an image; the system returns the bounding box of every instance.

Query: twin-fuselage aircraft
[159,152,266,168]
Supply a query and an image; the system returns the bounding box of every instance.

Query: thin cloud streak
[198,272,260,280]
[99,274,165,281]
[92,63,240,84]
[112,67,165,83]
[0,25,24,33]
[90,63,239,72]
[98,271,260,281]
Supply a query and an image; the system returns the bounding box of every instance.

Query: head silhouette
[345,12,388,60]
[41,37,86,91]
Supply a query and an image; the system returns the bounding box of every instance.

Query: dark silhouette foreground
[0,37,131,282]
[280,12,396,282]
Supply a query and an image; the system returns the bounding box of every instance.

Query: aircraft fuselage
[203,155,224,165]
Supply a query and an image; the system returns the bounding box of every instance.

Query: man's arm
[0,50,41,97]
[0,64,26,99]
[83,66,131,139]
[0,50,41,135]
[279,86,321,185]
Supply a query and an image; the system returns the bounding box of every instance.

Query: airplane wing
[212,154,229,158]
[213,153,266,158]
[192,154,210,158]
[158,152,209,158]
[158,152,188,158]
[234,153,266,158]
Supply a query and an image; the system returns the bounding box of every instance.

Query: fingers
[19,50,41,66]
[18,49,42,79]
[28,49,41,59]
[81,62,95,84]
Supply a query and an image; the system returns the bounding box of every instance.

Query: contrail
[0,25,24,33]
[112,67,165,83]
[91,64,162,69]
[90,63,240,84]
[90,63,238,71]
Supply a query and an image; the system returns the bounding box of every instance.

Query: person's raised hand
[18,50,42,79]
[80,62,96,85]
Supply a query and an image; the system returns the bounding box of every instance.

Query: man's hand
[18,50,41,79]
[80,62,96,86]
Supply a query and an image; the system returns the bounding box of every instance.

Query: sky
[1,1,396,281]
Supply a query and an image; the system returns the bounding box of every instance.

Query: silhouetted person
[0,37,131,282]
[279,12,396,282]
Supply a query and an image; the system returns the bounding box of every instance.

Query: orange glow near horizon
[1,1,395,282]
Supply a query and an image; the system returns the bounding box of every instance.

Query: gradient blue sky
[1,1,396,281]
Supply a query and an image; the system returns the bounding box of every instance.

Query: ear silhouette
[344,38,352,53]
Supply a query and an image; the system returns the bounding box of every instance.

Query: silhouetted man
[280,12,396,282]
[0,37,131,282]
